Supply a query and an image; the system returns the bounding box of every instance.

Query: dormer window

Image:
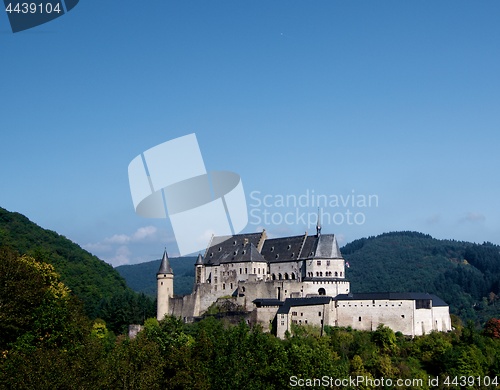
[270,246,274,252]
[287,245,291,250]
[233,240,237,245]
[218,247,222,252]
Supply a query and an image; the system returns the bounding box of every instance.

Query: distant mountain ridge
[117,231,500,324]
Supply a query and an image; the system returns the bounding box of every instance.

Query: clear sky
[1,1,499,266]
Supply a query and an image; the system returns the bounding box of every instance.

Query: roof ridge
[297,231,308,259]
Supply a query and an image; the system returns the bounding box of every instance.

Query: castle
[156,226,452,338]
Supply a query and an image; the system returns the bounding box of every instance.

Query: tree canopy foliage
[1,239,500,389]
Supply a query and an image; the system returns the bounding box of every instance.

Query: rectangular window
[317,260,321,266]
[239,268,242,274]
[223,283,226,289]
[318,311,322,317]
[245,268,248,274]
[253,268,256,274]
[359,317,362,321]
[327,260,330,266]
[416,299,431,309]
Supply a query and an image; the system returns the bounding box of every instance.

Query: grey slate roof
[334,292,449,307]
[299,235,317,259]
[253,299,284,307]
[157,249,173,274]
[202,230,344,266]
[314,234,342,259]
[273,293,448,315]
[298,234,342,260]
[203,232,264,265]
[205,242,266,265]
[277,297,333,314]
[261,234,306,263]
[195,254,204,265]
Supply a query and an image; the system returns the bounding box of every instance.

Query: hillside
[117,231,500,325]
[0,206,154,329]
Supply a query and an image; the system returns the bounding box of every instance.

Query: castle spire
[316,208,322,237]
[195,253,203,265]
[157,248,173,274]
[156,248,174,321]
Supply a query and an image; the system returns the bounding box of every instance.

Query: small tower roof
[157,249,173,274]
[195,253,203,265]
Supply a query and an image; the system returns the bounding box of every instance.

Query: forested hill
[343,231,500,323]
[0,206,154,328]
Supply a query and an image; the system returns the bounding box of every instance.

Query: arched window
[335,271,338,277]
[291,273,296,280]
[320,272,323,277]
[318,288,326,296]
[272,274,276,281]
[284,273,289,280]
[316,272,319,277]
[278,273,282,280]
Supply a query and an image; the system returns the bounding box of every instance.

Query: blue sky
[1,1,499,266]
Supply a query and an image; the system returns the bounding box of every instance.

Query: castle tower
[195,253,204,284]
[156,248,174,320]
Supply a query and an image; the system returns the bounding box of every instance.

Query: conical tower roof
[157,248,173,274]
[195,253,204,265]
